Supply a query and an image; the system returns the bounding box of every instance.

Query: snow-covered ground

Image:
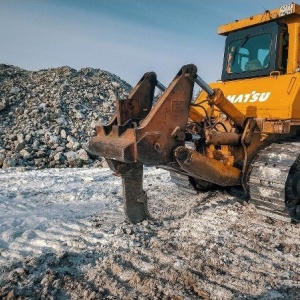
[0,167,300,299]
[0,167,124,264]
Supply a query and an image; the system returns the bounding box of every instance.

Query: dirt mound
[0,64,131,169]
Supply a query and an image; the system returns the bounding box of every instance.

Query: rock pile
[0,64,132,169]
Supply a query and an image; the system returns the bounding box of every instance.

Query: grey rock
[0,153,5,166]
[48,135,60,144]
[9,134,17,141]
[17,133,24,143]
[0,64,132,168]
[72,142,80,151]
[2,158,16,168]
[32,140,40,149]
[54,152,65,163]
[36,150,47,158]
[65,142,73,149]
[111,81,120,89]
[15,141,25,152]
[67,135,77,144]
[85,93,94,100]
[77,149,89,161]
[38,103,47,111]
[10,86,20,94]
[262,290,285,300]
[25,134,32,142]
[19,149,31,159]
[6,290,15,300]
[101,159,109,168]
[56,116,68,125]
[60,129,67,139]
[64,151,79,162]
[0,101,6,111]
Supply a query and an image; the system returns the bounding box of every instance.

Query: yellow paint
[191,3,300,121]
[218,3,300,35]
[192,74,300,120]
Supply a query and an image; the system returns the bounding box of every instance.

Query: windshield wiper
[231,34,251,67]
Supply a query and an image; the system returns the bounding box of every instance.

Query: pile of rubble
[0,64,131,169]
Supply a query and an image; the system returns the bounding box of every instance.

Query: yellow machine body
[192,3,300,122]
[89,3,300,224]
[192,74,300,120]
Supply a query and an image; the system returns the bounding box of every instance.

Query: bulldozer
[89,3,300,224]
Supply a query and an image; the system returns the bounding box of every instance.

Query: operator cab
[221,21,288,81]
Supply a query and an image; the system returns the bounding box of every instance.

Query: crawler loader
[89,3,300,223]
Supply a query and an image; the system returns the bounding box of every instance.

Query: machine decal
[279,3,294,16]
[172,101,185,111]
[227,91,271,103]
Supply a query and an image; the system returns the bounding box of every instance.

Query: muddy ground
[0,167,299,299]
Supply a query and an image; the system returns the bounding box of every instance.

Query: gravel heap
[0,64,132,169]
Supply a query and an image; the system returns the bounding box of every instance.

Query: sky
[0,0,294,86]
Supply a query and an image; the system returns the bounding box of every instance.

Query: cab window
[226,33,271,74]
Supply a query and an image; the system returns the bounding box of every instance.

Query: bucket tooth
[120,162,149,224]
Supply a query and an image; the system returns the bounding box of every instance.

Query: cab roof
[218,2,300,36]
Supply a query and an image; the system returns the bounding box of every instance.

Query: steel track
[168,142,300,223]
[248,142,300,222]
[169,170,198,194]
